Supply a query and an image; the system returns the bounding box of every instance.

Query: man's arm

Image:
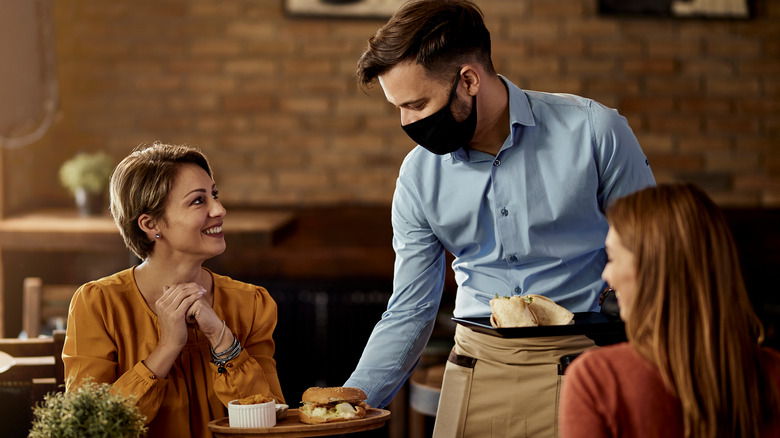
[344,167,446,408]
[590,101,656,209]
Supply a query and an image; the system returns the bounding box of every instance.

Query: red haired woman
[560,184,780,437]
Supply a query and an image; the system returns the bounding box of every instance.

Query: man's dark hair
[356,0,495,88]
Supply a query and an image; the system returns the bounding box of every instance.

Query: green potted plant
[58,152,113,216]
[29,378,147,438]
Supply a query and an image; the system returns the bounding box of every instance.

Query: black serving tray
[453,312,626,345]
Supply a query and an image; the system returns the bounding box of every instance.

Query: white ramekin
[228,399,277,428]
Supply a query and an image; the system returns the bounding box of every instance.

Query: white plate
[275,403,289,420]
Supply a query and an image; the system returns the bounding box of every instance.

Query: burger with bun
[298,387,369,424]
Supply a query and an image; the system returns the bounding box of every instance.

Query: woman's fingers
[186,298,221,332]
[186,297,203,320]
[155,283,206,349]
[157,283,205,317]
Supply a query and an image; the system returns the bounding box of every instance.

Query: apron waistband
[453,324,596,366]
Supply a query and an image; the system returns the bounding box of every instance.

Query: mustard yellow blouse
[63,267,285,438]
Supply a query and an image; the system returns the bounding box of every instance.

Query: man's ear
[459,65,481,96]
[138,214,158,240]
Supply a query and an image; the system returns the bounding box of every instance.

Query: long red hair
[606,183,776,438]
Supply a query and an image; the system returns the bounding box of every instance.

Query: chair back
[0,330,65,438]
[23,277,78,338]
[0,329,65,387]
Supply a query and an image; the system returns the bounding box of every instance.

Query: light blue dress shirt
[345,77,656,408]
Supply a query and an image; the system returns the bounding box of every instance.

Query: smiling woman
[141,162,227,262]
[62,142,285,438]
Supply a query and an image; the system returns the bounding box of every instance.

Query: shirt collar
[501,75,535,128]
[451,76,534,162]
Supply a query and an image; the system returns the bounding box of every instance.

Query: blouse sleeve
[211,286,285,405]
[559,351,612,438]
[63,282,168,424]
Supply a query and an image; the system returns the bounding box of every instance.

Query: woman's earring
[155,233,161,239]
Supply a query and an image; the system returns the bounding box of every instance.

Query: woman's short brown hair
[356,0,495,88]
[109,142,213,260]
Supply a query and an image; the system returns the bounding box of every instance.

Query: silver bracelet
[211,336,242,373]
[211,334,238,358]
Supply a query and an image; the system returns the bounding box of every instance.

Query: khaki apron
[433,324,595,438]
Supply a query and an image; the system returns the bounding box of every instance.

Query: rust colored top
[560,342,780,438]
[63,267,284,438]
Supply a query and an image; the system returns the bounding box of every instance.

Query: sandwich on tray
[490,294,574,328]
[299,387,369,424]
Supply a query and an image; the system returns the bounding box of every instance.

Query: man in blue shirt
[344,1,655,436]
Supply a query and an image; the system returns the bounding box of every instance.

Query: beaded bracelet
[212,335,239,358]
[212,349,241,373]
[211,336,242,373]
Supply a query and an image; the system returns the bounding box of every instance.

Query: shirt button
[493,159,501,166]
[501,208,509,216]
[515,286,521,293]
[509,255,518,262]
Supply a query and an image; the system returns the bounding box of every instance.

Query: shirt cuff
[135,361,167,387]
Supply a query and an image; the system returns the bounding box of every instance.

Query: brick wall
[4,0,779,212]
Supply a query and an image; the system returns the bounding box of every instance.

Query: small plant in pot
[29,378,147,438]
[58,152,113,216]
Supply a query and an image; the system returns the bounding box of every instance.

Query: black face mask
[401,74,478,155]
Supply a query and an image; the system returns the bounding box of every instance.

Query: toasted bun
[299,410,330,424]
[301,387,367,404]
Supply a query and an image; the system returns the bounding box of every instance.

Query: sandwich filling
[300,400,367,420]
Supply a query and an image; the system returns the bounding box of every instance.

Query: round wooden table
[208,408,391,437]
